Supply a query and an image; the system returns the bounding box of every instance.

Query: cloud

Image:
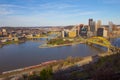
[0,4,29,15]
[0,2,78,15]
[38,3,77,10]
[78,11,98,15]
[0,10,98,26]
[0,1,99,26]
[0,4,29,9]
[0,5,14,15]
[0,8,13,15]
[41,9,98,17]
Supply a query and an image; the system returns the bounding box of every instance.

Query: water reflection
[111,38,120,48]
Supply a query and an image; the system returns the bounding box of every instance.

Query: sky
[0,0,120,27]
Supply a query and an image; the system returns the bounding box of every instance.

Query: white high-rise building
[61,30,65,38]
[103,29,108,38]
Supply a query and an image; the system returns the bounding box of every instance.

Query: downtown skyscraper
[88,19,96,33]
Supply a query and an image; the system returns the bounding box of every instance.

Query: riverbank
[0,36,48,48]
[0,40,25,48]
[39,42,85,48]
[39,38,85,48]
[0,52,111,79]
[0,60,57,78]
[1,46,119,80]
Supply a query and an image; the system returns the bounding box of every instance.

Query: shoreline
[0,40,25,48]
[1,60,57,75]
[0,37,48,48]
[39,42,85,48]
[0,52,110,78]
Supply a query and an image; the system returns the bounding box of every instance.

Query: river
[0,38,119,73]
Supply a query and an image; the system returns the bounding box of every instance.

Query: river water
[0,38,119,73]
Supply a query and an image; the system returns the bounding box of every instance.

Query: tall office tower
[89,18,93,26]
[90,21,96,32]
[109,21,113,32]
[88,19,96,32]
[96,20,102,31]
[88,18,97,36]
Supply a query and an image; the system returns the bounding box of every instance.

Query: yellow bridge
[86,37,120,53]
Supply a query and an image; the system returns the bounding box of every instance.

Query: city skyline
[0,0,120,27]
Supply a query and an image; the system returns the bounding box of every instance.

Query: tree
[93,68,115,80]
[28,74,40,80]
[40,67,53,80]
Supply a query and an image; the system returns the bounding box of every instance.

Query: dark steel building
[89,19,93,26]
